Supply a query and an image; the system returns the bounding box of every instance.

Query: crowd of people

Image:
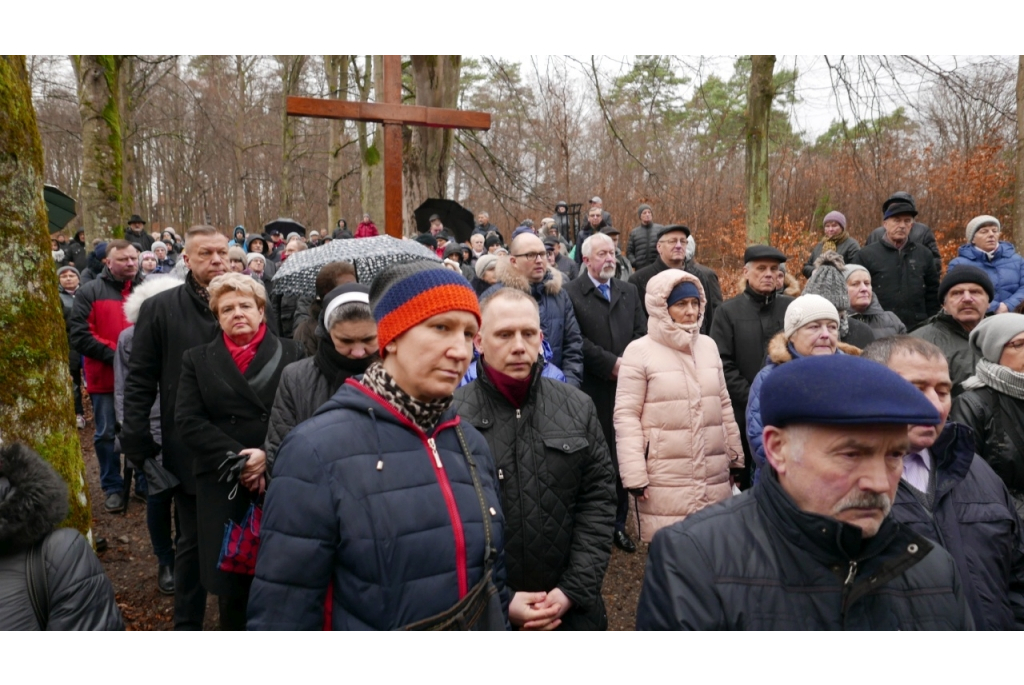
[4,191,1023,631]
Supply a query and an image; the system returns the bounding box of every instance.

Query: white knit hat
[246,252,266,264]
[966,215,1000,243]
[784,294,840,339]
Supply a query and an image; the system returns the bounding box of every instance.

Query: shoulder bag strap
[25,539,50,630]
[454,424,495,570]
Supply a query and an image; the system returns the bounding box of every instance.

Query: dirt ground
[81,398,646,631]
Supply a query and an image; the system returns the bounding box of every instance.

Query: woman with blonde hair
[175,273,303,629]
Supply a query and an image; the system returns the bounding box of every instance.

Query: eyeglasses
[1004,339,1024,351]
[513,252,546,261]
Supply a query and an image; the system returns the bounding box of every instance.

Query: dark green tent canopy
[44,184,77,233]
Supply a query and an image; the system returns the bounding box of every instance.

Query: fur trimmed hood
[123,274,184,324]
[495,258,563,296]
[766,331,862,365]
[0,443,69,552]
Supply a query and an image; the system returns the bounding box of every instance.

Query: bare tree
[1017,56,1024,247]
[324,55,351,230]
[276,55,307,217]
[0,55,92,536]
[71,55,129,240]
[746,55,775,244]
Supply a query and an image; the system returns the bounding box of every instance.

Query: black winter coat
[271,290,300,338]
[248,381,508,630]
[0,444,123,630]
[853,239,940,331]
[843,317,876,349]
[121,278,221,495]
[564,273,647,469]
[124,227,154,254]
[175,331,302,596]
[626,223,661,271]
[58,287,80,373]
[709,288,793,416]
[636,469,973,630]
[890,423,1024,630]
[630,257,722,335]
[911,312,982,395]
[951,386,1024,504]
[66,239,87,272]
[851,294,907,339]
[453,363,616,630]
[802,237,861,278]
[867,221,943,273]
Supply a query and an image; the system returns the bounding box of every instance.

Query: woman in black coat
[265,283,378,469]
[175,273,302,630]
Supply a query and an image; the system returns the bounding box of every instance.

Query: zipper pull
[844,560,858,586]
[498,468,504,480]
[427,437,443,469]
[516,409,521,420]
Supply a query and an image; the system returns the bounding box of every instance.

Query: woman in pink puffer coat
[613,269,743,542]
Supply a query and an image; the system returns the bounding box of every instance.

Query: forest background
[29,54,1024,297]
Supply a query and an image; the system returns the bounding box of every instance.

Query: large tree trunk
[233,56,252,229]
[356,56,385,226]
[405,55,462,235]
[325,55,351,231]
[745,55,776,245]
[277,55,307,217]
[71,55,128,240]
[1015,56,1024,248]
[0,56,92,538]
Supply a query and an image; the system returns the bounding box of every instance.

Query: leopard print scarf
[361,361,452,434]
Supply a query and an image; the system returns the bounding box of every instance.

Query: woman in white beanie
[844,263,907,339]
[947,215,1024,315]
[745,294,863,483]
[950,313,1024,514]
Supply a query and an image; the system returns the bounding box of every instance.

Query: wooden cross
[287,55,491,238]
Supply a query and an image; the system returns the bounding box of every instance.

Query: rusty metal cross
[287,55,491,238]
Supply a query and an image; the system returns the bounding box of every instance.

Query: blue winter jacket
[948,242,1024,313]
[891,422,1024,630]
[247,380,508,630]
[747,334,857,484]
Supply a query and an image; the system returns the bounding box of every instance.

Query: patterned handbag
[217,502,262,575]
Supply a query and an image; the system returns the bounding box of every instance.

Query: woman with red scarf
[175,273,303,629]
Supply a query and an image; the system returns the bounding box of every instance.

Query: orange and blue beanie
[370,260,481,354]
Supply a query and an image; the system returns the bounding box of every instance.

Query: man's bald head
[509,233,548,283]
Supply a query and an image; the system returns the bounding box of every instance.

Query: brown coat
[614,269,744,542]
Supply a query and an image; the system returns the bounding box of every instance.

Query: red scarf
[483,362,532,409]
[223,322,267,374]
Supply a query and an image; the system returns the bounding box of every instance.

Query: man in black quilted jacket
[454,287,616,630]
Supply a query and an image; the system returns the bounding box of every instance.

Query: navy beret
[657,224,690,240]
[760,355,940,428]
[743,245,787,263]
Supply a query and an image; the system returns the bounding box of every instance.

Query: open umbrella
[263,218,306,238]
[414,199,474,243]
[270,235,440,297]
[44,185,77,233]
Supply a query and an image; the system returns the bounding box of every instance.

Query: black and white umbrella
[270,235,440,297]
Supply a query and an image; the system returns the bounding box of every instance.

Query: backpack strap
[25,538,50,630]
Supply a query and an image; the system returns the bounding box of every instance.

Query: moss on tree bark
[0,55,92,538]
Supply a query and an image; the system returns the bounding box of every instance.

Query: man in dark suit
[565,231,647,552]
[121,225,228,630]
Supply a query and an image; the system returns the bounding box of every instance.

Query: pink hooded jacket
[613,269,743,542]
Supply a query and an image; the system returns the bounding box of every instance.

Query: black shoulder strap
[25,539,50,630]
[454,424,495,571]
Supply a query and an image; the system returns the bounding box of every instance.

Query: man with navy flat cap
[637,354,973,630]
[709,245,793,487]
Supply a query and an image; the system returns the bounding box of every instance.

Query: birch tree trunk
[1015,56,1024,248]
[405,56,462,232]
[0,55,92,538]
[745,55,776,245]
[71,55,128,240]
[325,55,350,230]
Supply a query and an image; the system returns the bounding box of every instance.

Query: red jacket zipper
[346,380,469,598]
